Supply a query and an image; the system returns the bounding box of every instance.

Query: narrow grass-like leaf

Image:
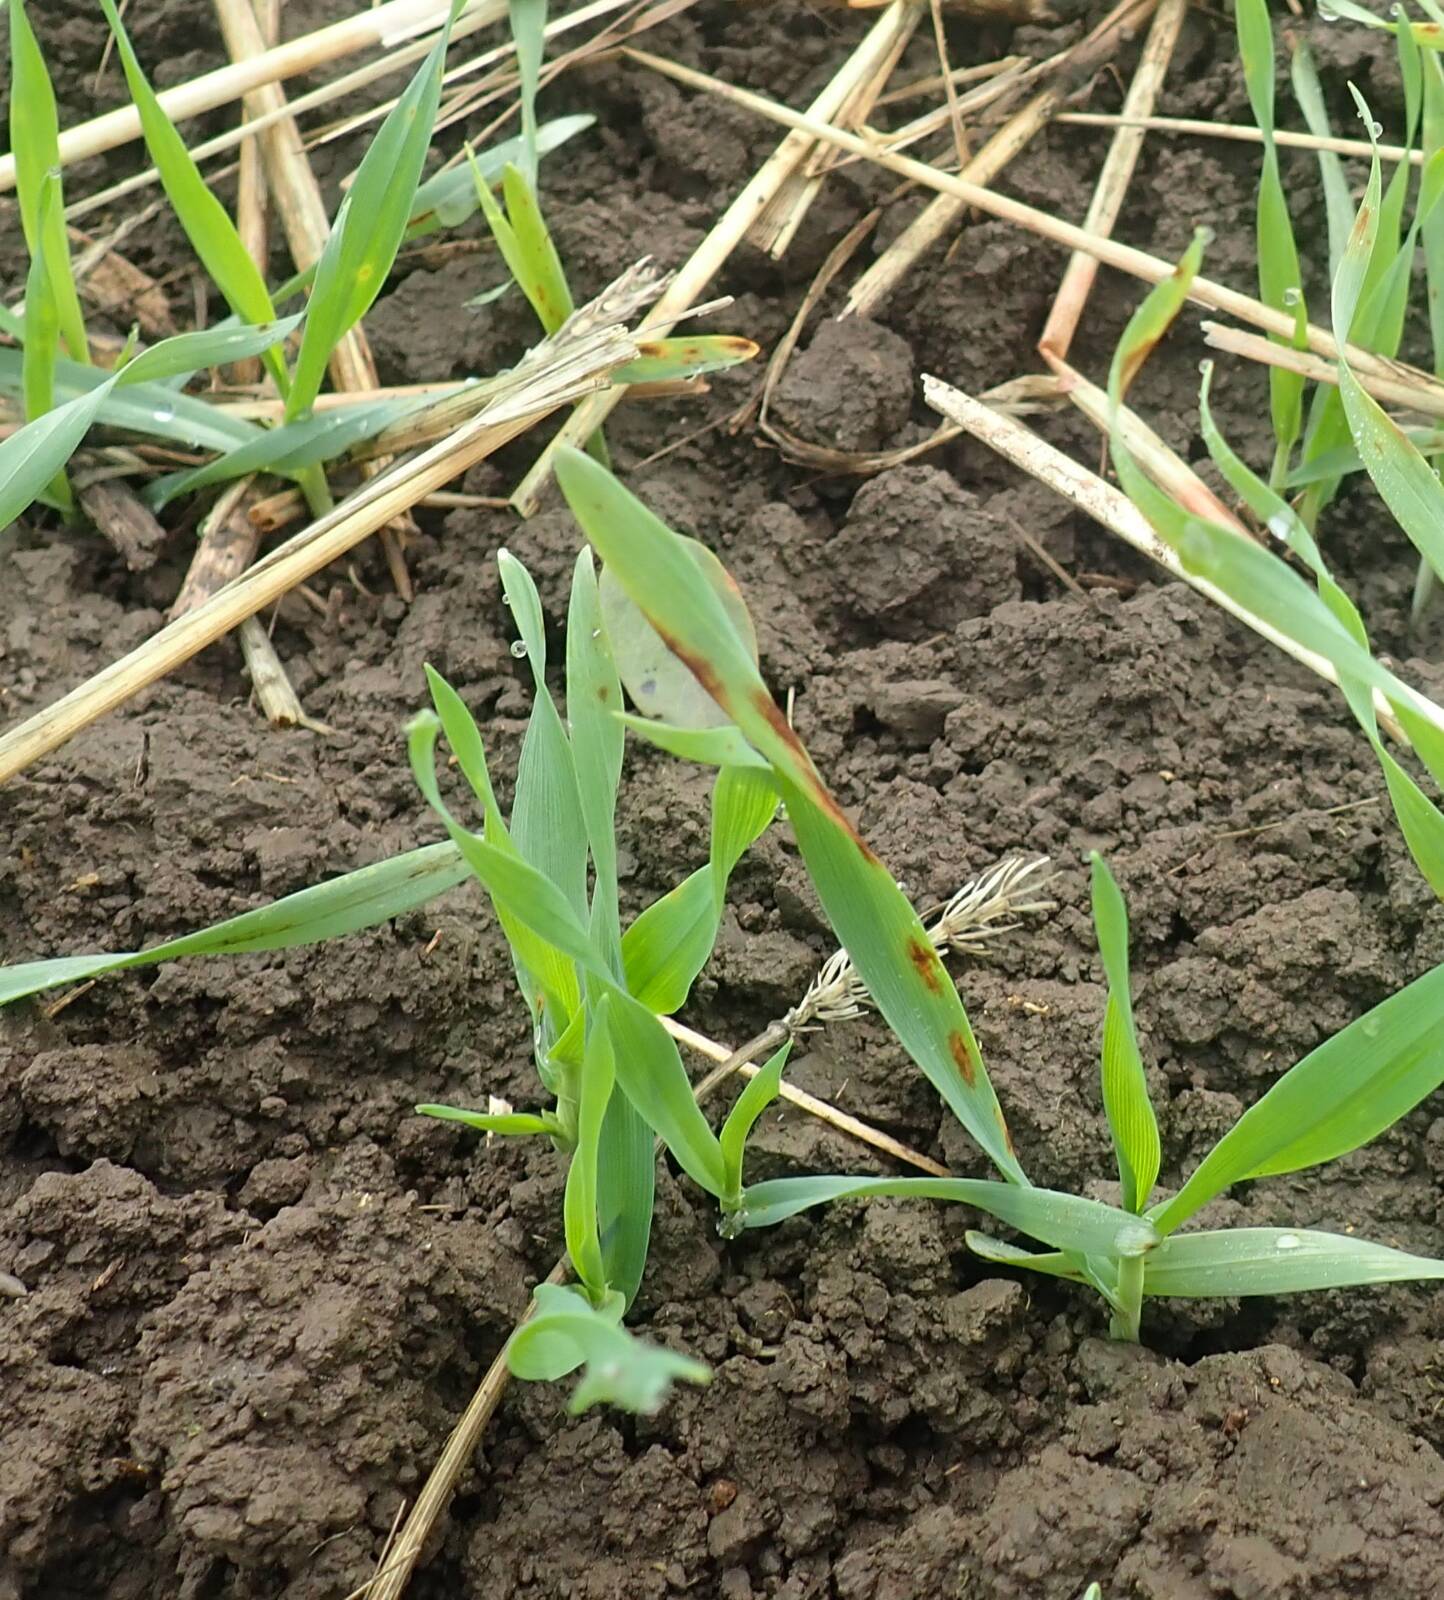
[1090,856,1160,1213]
[21,173,72,511]
[98,0,286,396]
[0,842,471,1008]
[602,988,728,1199]
[564,997,616,1297]
[1198,362,1444,894]
[720,1041,791,1205]
[1151,961,1444,1234]
[612,337,761,385]
[147,387,437,508]
[286,1,462,417]
[0,348,264,456]
[510,0,549,186]
[739,1176,1151,1258]
[1111,239,1423,719]
[1291,40,1353,277]
[498,552,590,929]
[622,766,776,1014]
[595,1071,655,1309]
[566,549,625,967]
[415,1104,556,1137]
[408,710,605,983]
[10,0,88,364]
[1236,0,1306,480]
[0,309,296,537]
[423,668,581,1030]
[964,1232,1089,1283]
[601,551,760,731]
[615,714,770,771]
[494,164,575,336]
[1142,1228,1444,1296]
[405,117,593,242]
[557,447,1025,1183]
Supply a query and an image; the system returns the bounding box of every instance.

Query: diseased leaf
[557,446,1026,1184]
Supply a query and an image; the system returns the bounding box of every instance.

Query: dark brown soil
[5,3,1444,1598]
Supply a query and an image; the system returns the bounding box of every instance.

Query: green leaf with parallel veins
[1142,1228,1444,1296]
[738,1176,1151,1259]
[1151,961,1444,1234]
[558,446,1024,1183]
[1090,855,1160,1214]
[0,842,471,1008]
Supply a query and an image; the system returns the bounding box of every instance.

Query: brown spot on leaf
[747,689,881,861]
[995,1101,1017,1158]
[907,937,944,994]
[948,1030,978,1088]
[596,683,611,702]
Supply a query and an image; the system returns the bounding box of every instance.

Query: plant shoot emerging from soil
[551,444,1444,1344]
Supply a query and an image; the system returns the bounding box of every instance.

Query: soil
[4,2,1444,1598]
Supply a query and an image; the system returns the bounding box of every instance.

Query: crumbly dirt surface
[4,3,1444,1598]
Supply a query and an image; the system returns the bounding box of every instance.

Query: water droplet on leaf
[510,639,528,659]
[1282,286,1302,307]
[153,405,175,423]
[1276,1233,1302,1251]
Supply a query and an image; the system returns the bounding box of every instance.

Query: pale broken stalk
[1040,0,1189,359]
[628,47,1444,417]
[510,4,933,514]
[212,0,415,599]
[844,0,1158,320]
[921,373,1444,749]
[0,264,664,786]
[1044,354,1250,532]
[0,0,509,194]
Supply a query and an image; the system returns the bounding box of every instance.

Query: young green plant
[0,543,779,1411]
[549,446,1444,1340]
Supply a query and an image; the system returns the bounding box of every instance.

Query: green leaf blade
[1090,856,1160,1213]
[1143,1228,1444,1297]
[738,1175,1153,1259]
[1153,962,1444,1234]
[556,446,1025,1184]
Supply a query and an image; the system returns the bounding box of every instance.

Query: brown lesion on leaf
[948,1029,978,1088]
[747,688,881,862]
[995,1101,1017,1158]
[595,683,611,702]
[907,937,944,994]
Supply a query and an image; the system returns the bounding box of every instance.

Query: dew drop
[1282,286,1303,307]
[153,405,175,424]
[1318,4,1339,20]
[1369,118,1384,138]
[1195,224,1217,247]
[591,627,602,639]
[1276,1232,1302,1250]
[1266,511,1295,543]
[510,639,528,659]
